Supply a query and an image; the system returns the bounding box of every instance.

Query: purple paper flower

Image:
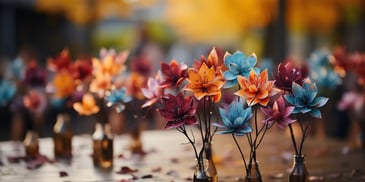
[274,60,308,92]
[141,71,163,108]
[24,61,47,87]
[261,96,295,128]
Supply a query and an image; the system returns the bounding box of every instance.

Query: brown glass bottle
[92,123,113,168]
[245,161,262,182]
[24,130,39,158]
[53,113,73,159]
[289,155,309,182]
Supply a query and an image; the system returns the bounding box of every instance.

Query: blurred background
[0,0,365,143]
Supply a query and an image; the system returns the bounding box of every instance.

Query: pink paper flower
[261,96,295,128]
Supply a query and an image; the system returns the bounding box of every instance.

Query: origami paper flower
[274,60,308,92]
[89,72,112,97]
[157,92,197,129]
[73,93,100,116]
[130,55,153,77]
[160,59,187,88]
[215,100,252,135]
[23,90,47,113]
[283,79,329,118]
[235,69,278,106]
[141,71,163,108]
[185,63,225,103]
[72,59,92,81]
[223,51,259,88]
[105,87,132,112]
[24,61,47,88]
[193,47,222,71]
[337,91,364,112]
[308,51,341,89]
[261,96,295,128]
[92,49,128,77]
[52,71,75,98]
[0,80,16,106]
[47,49,72,72]
[122,72,146,100]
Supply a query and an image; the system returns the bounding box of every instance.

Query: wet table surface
[0,129,365,182]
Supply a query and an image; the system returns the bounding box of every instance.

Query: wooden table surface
[0,129,365,182]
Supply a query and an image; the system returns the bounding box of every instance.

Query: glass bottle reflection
[93,122,113,168]
[53,113,72,159]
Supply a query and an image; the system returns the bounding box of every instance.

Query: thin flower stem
[203,96,209,142]
[178,125,199,161]
[299,116,310,156]
[232,133,248,172]
[254,106,258,137]
[197,109,205,149]
[289,123,299,155]
[255,123,270,150]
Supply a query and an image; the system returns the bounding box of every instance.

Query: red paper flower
[160,59,187,88]
[157,92,197,129]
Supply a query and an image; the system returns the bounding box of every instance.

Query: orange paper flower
[89,72,112,97]
[92,50,128,77]
[73,93,100,115]
[52,71,75,98]
[185,63,224,103]
[235,69,278,106]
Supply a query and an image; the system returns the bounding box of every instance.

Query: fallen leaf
[116,166,138,174]
[59,171,68,177]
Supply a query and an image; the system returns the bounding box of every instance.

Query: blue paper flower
[0,80,16,106]
[105,87,132,112]
[308,51,341,90]
[215,100,252,135]
[284,79,329,118]
[223,51,259,88]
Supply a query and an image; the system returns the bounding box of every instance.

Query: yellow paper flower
[235,69,278,106]
[73,93,100,115]
[185,63,224,103]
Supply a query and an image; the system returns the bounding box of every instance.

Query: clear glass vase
[289,155,309,182]
[53,113,72,159]
[23,130,39,158]
[194,158,215,182]
[245,161,262,182]
[204,142,218,182]
[92,122,113,168]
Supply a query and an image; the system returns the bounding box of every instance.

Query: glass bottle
[204,142,218,182]
[129,124,143,154]
[245,161,262,182]
[194,159,214,182]
[92,122,113,168]
[53,113,72,159]
[289,155,309,182]
[23,130,39,158]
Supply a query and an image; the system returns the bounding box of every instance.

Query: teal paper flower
[223,51,259,88]
[0,80,16,106]
[308,51,341,89]
[215,100,252,135]
[284,79,329,118]
[105,87,132,112]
